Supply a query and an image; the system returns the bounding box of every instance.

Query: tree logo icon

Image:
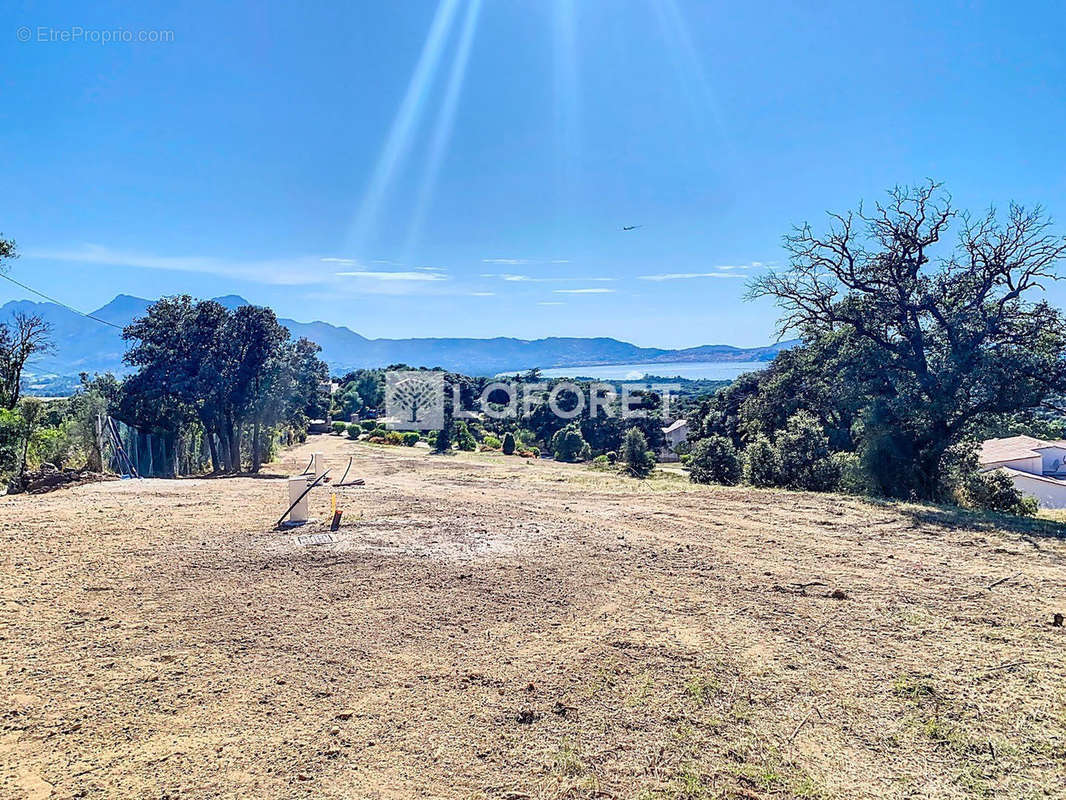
[384,371,445,430]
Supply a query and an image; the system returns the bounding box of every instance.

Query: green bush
[832,451,870,495]
[331,421,347,435]
[361,419,378,433]
[346,422,361,439]
[371,426,388,439]
[688,435,741,485]
[551,423,591,462]
[433,424,452,453]
[622,428,656,478]
[403,431,420,446]
[741,434,777,487]
[963,469,1037,516]
[29,422,79,469]
[456,422,477,451]
[529,446,540,458]
[384,431,404,445]
[773,412,839,491]
[482,435,501,450]
[502,431,516,455]
[605,450,617,464]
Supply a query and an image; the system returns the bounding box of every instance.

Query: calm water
[537,360,769,381]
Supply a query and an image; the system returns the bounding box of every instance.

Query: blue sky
[2,0,1065,348]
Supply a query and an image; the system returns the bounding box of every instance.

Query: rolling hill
[4,294,795,393]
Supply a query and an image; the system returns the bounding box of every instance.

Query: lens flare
[349,0,462,251]
[652,0,733,160]
[403,0,484,261]
[552,0,581,218]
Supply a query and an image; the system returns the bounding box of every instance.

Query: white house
[660,419,688,462]
[979,435,1066,509]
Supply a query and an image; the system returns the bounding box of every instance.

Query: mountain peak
[91,294,151,323]
[211,294,251,310]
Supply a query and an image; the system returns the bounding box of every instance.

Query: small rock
[335,710,354,721]
[516,709,538,724]
[1053,613,1063,628]
[828,588,848,600]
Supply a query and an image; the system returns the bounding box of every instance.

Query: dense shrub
[551,423,591,462]
[773,411,839,491]
[622,428,656,478]
[361,420,378,433]
[384,431,404,445]
[371,426,388,438]
[832,451,870,495]
[29,422,79,469]
[502,432,516,455]
[482,435,501,450]
[741,434,777,487]
[963,469,1037,516]
[688,435,741,485]
[331,421,347,435]
[605,450,617,464]
[403,431,420,446]
[456,422,477,451]
[433,423,452,453]
[346,422,361,439]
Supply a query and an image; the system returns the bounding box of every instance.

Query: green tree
[689,435,741,485]
[622,427,656,478]
[0,312,53,409]
[741,434,778,487]
[750,182,1066,500]
[433,422,453,453]
[551,423,591,462]
[502,431,516,455]
[455,421,477,451]
[773,412,838,491]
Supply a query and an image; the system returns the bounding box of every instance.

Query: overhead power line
[0,271,125,330]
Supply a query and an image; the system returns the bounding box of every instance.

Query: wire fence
[100,416,214,478]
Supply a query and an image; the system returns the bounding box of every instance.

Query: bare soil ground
[2,435,1065,799]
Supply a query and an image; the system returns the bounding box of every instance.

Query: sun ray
[403,0,484,262]
[552,0,581,220]
[349,0,463,251]
[651,0,734,161]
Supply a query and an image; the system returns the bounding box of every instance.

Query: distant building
[660,419,688,462]
[979,435,1066,509]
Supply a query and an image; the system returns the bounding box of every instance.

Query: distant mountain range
[4,294,796,393]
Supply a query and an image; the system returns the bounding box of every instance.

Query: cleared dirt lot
[2,435,1065,799]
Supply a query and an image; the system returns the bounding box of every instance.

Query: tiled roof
[979,435,1066,464]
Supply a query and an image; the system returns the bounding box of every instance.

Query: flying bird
[621,225,643,231]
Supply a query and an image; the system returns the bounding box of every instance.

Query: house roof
[999,466,1066,486]
[662,419,688,434]
[979,435,1066,464]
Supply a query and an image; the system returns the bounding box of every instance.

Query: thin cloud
[320,257,357,265]
[469,291,495,296]
[482,258,528,265]
[487,273,614,283]
[638,271,746,281]
[638,262,764,280]
[27,244,343,286]
[416,266,448,272]
[553,288,615,294]
[335,270,447,281]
